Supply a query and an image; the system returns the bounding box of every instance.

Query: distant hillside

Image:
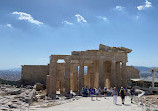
[0,78,20,86]
[0,69,21,81]
[134,66,152,78]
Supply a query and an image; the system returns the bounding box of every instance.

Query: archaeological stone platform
[21,44,139,99]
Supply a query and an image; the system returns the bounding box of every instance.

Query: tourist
[112,87,118,104]
[89,88,94,101]
[120,87,126,104]
[82,87,84,96]
[103,87,107,99]
[110,87,113,96]
[130,87,135,103]
[95,88,99,100]
[98,88,102,98]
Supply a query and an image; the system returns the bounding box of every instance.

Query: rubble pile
[0,83,78,111]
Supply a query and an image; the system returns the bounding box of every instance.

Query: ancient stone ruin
[21,44,139,99]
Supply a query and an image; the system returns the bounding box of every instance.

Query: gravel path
[29,96,147,111]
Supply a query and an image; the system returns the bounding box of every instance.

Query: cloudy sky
[0,0,158,69]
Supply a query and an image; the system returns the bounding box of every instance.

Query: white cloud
[97,16,108,22]
[63,21,74,25]
[75,14,87,23]
[12,11,43,25]
[137,6,144,11]
[145,0,152,8]
[6,24,12,28]
[115,6,124,11]
[102,17,108,21]
[137,0,152,11]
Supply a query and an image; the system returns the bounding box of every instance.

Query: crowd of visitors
[81,87,135,105]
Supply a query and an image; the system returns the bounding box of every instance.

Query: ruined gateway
[21,44,139,99]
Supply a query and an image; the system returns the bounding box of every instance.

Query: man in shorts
[130,87,135,103]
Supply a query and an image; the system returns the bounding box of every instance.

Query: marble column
[121,61,127,88]
[87,66,91,88]
[116,62,121,88]
[72,64,78,92]
[89,64,95,89]
[105,61,111,89]
[111,60,116,87]
[64,59,71,96]
[60,68,65,94]
[48,58,57,99]
[99,60,104,89]
[94,60,99,88]
[79,60,84,93]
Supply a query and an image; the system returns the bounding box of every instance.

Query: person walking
[81,87,84,96]
[110,87,113,96]
[89,88,94,101]
[112,87,118,104]
[98,88,102,98]
[130,87,135,103]
[103,87,107,99]
[120,87,126,105]
[95,88,99,100]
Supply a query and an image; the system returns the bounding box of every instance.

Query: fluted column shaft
[79,60,84,93]
[65,60,71,96]
[121,62,127,88]
[73,64,78,92]
[89,64,95,88]
[116,62,121,88]
[99,60,104,89]
[49,58,57,99]
[111,60,116,87]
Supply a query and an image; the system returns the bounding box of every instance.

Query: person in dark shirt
[120,87,126,105]
[103,87,107,99]
[89,88,94,101]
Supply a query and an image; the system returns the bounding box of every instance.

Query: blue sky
[0,0,158,69]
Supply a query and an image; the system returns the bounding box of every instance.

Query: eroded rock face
[6,89,21,95]
[126,66,140,80]
[35,83,44,91]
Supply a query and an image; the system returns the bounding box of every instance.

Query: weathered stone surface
[126,66,140,80]
[21,44,137,98]
[21,65,49,85]
[35,83,44,91]
[6,89,21,95]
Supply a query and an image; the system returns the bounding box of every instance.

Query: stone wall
[21,65,49,85]
[126,66,140,80]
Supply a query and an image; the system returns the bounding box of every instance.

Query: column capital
[89,63,94,67]
[112,59,116,64]
[99,59,105,63]
[121,61,127,64]
[65,56,71,63]
[79,60,85,64]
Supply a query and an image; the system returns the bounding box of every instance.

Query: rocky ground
[0,84,80,111]
[0,84,158,111]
